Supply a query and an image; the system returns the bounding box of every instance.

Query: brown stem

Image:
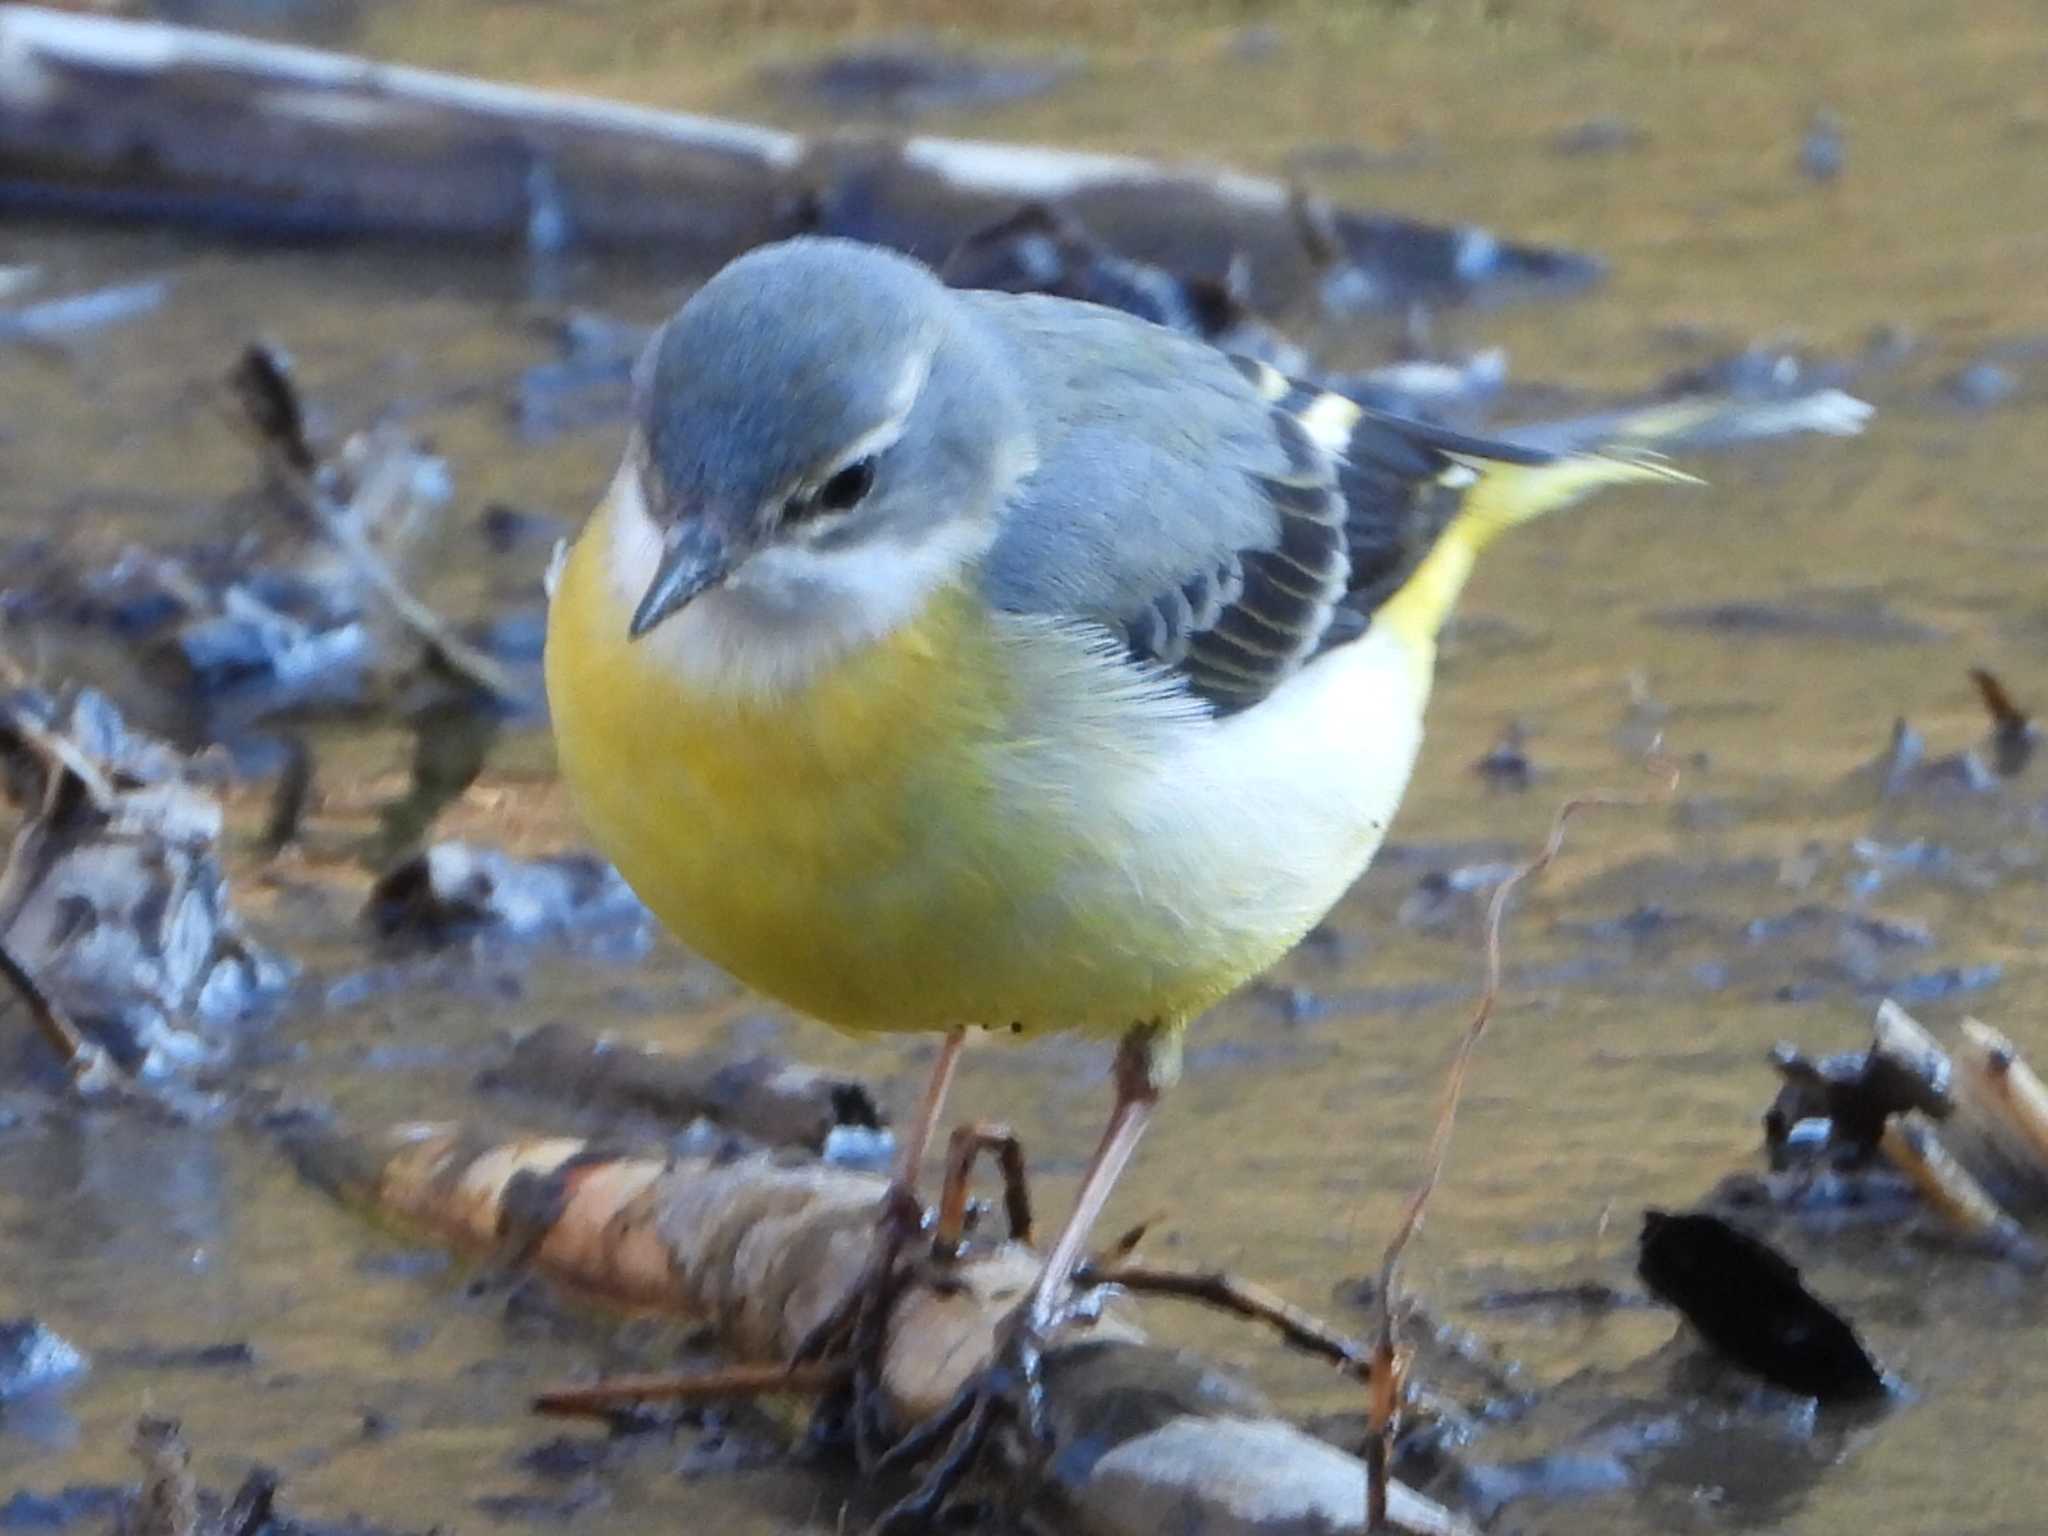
[933,1120,1033,1261]
[215,374,524,708]
[0,935,93,1068]
[1366,1331,1400,1530]
[533,1361,847,1417]
[1364,748,1682,1527]
[1082,1261,1370,1375]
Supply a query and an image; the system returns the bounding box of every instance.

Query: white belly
[1124,624,1432,944]
[987,615,1436,1012]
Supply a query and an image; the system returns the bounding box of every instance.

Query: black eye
[816,457,876,512]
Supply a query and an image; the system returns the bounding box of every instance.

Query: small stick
[257,734,315,856]
[1869,1000,1955,1117]
[1879,1111,2039,1265]
[0,697,124,1087]
[1365,1331,1402,1531]
[0,933,115,1085]
[1968,667,2037,777]
[216,366,524,708]
[219,1468,279,1536]
[1080,1258,1474,1427]
[1364,750,1680,1528]
[932,1121,1033,1261]
[1095,1218,1157,1268]
[1,700,117,811]
[533,1361,846,1417]
[1081,1261,1372,1376]
[1956,1018,2048,1172]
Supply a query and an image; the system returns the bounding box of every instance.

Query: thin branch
[214,367,524,709]
[1364,747,1680,1528]
[534,1361,847,1418]
[933,1121,1034,1260]
[0,935,94,1068]
[1083,1260,1372,1375]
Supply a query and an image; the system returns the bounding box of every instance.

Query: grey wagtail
[544,235,1797,1467]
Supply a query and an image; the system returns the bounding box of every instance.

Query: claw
[792,1183,926,1367]
[864,1280,1109,1533]
[789,1183,932,1472]
[870,1389,1000,1536]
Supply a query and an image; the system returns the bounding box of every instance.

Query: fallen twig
[1878,1111,2032,1258]
[221,347,526,710]
[286,1115,1477,1536]
[477,1020,888,1156]
[1765,1001,2048,1266]
[1084,1260,1372,1377]
[0,4,1596,317]
[534,1361,847,1418]
[127,1418,200,1536]
[1364,751,1680,1527]
[1955,1018,2048,1180]
[932,1120,1033,1259]
[0,934,109,1081]
[1967,667,2038,778]
[0,684,288,1084]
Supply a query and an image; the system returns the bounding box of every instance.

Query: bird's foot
[795,1182,928,1465]
[865,1283,1107,1535]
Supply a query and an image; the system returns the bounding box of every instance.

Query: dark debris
[1550,116,1645,156]
[1637,1210,1887,1403]
[0,1487,124,1532]
[1765,1040,1950,1171]
[766,38,1078,119]
[940,203,1307,372]
[1295,190,1606,313]
[103,1340,258,1372]
[1,685,293,1082]
[90,1422,433,1536]
[1654,596,1937,645]
[1470,721,1535,791]
[364,843,648,951]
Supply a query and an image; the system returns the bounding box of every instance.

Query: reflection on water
[6,3,2048,1533]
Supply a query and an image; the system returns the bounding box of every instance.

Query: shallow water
[5,2,2048,1532]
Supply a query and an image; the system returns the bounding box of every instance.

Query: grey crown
[639,237,1554,716]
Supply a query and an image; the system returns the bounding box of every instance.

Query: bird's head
[613,237,1031,647]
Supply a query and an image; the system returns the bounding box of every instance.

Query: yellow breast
[545,504,1066,1033]
[543,495,1414,1038]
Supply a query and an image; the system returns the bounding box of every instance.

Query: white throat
[597,458,988,699]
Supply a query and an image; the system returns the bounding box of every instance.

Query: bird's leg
[796,1027,966,1366]
[1018,1028,1164,1341]
[869,1024,1175,1532]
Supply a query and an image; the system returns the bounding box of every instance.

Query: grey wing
[970,292,1553,715]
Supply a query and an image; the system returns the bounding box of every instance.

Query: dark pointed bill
[629,521,732,639]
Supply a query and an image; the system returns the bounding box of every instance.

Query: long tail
[1451,441,1700,550]
[1372,391,1870,650]
[1372,440,1691,650]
